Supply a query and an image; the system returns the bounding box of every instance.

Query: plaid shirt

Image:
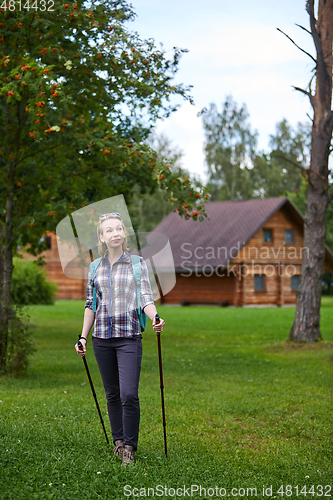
[85,251,155,338]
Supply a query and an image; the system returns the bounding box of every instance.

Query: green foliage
[5,305,36,377]
[128,133,203,231]
[11,257,58,305]
[284,175,308,215]
[322,273,333,295]
[0,300,332,496]
[265,119,311,196]
[203,95,258,201]
[285,172,333,253]
[0,0,209,374]
[203,96,311,202]
[0,0,209,260]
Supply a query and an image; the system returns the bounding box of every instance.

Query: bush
[11,257,58,305]
[322,272,333,295]
[6,305,36,377]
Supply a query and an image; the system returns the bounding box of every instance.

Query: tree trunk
[289,0,333,342]
[0,160,15,373]
[0,236,6,371]
[0,249,13,374]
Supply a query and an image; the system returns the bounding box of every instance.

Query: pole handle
[78,334,84,350]
[155,313,160,331]
[78,336,85,356]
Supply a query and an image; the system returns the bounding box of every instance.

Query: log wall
[19,232,88,300]
[19,205,332,305]
[162,272,237,305]
[163,207,304,306]
[231,206,304,306]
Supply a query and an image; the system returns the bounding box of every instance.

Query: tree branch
[306,0,329,105]
[15,160,127,194]
[276,27,317,63]
[306,113,314,123]
[295,23,312,36]
[10,161,143,242]
[273,153,308,172]
[309,72,316,95]
[306,0,321,54]
[273,153,326,181]
[293,86,315,109]
[16,143,61,166]
[293,86,312,98]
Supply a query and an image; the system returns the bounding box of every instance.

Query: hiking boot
[121,445,135,466]
[114,440,123,457]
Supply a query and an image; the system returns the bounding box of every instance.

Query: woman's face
[100,218,125,251]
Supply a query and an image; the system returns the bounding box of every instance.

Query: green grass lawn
[1,298,332,500]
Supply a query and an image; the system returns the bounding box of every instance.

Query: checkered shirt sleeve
[139,257,155,311]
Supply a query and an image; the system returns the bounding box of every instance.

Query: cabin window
[254,275,265,291]
[40,235,52,250]
[291,275,300,291]
[263,229,272,242]
[45,236,51,249]
[285,229,294,244]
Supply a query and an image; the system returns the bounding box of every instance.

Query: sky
[127,0,316,183]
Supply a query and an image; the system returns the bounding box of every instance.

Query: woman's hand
[153,317,165,333]
[75,338,87,357]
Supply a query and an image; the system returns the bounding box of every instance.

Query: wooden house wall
[20,205,333,305]
[234,264,298,306]
[164,207,306,307]
[233,206,305,266]
[47,232,88,299]
[20,232,88,300]
[161,272,237,305]
[46,261,87,300]
[232,206,304,306]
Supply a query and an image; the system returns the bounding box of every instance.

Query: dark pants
[92,336,142,450]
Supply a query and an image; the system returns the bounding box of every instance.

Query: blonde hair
[97,214,130,257]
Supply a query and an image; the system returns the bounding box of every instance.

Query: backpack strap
[130,254,141,310]
[90,257,103,313]
[131,255,147,332]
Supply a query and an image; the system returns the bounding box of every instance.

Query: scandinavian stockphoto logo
[55,195,176,313]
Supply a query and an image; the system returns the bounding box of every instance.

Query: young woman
[75,212,165,466]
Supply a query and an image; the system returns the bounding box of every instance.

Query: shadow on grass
[266,340,333,351]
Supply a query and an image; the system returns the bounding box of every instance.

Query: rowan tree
[0,0,209,373]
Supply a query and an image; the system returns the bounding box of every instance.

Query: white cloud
[179,22,314,69]
[156,103,206,181]
[131,0,315,182]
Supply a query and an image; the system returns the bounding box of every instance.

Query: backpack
[90,254,147,332]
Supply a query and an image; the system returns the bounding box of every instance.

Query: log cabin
[21,196,333,306]
[152,196,333,307]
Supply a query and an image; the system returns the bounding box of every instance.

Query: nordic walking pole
[155,314,167,457]
[77,336,109,445]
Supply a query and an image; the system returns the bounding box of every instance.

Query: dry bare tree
[279,0,333,342]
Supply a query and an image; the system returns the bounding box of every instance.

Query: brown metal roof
[152,196,333,270]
